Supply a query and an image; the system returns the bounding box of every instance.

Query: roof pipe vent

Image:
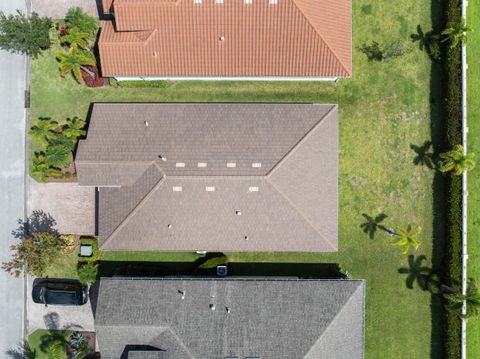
[210,304,216,310]
[158,155,167,162]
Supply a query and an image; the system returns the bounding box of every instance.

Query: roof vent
[194,0,202,3]
[173,186,182,192]
[216,0,224,3]
[144,121,149,127]
[227,162,236,168]
[198,162,207,168]
[249,187,259,192]
[244,236,249,241]
[167,224,172,229]
[252,162,262,168]
[245,0,252,4]
[176,162,185,167]
[210,304,216,310]
[153,51,157,57]
[178,290,185,299]
[236,210,242,216]
[226,306,230,313]
[158,155,167,162]
[206,186,215,192]
[269,0,277,4]
[219,35,225,42]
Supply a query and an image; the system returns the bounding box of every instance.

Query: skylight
[173,186,182,192]
[227,162,236,168]
[206,186,215,192]
[176,162,185,167]
[198,162,207,168]
[252,162,262,168]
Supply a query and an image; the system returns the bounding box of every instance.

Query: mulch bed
[48,153,78,183]
[81,65,108,88]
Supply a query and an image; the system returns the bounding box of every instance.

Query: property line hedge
[443,0,463,357]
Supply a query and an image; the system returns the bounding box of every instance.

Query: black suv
[32,280,89,306]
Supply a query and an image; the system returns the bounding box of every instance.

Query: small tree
[391,225,422,254]
[65,7,98,37]
[61,28,90,50]
[442,18,472,48]
[439,144,475,175]
[45,143,71,168]
[445,278,480,319]
[63,117,86,140]
[77,262,98,285]
[55,47,95,82]
[28,118,59,149]
[0,11,51,57]
[2,231,65,277]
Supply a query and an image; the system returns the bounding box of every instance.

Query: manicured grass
[28,329,72,359]
[32,1,445,358]
[466,0,480,356]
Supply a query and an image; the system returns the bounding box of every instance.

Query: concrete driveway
[27,178,95,235]
[26,277,95,334]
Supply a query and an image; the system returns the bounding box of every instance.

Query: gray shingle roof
[76,103,338,252]
[95,278,365,359]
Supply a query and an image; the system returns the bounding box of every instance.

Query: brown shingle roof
[76,103,338,252]
[98,0,351,78]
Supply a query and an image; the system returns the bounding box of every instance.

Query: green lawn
[32,0,445,357]
[28,329,72,359]
[466,0,480,356]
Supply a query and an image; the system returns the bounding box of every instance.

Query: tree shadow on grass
[360,213,388,239]
[398,254,441,292]
[410,141,436,169]
[11,210,58,238]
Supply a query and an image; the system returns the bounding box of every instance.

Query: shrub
[118,80,169,88]
[0,11,51,58]
[359,40,410,62]
[108,77,118,87]
[1,231,65,277]
[45,143,71,168]
[65,7,98,37]
[77,262,98,285]
[443,0,463,357]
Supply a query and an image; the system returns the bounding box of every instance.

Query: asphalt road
[0,0,28,355]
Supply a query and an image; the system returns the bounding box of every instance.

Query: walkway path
[32,0,100,18]
[0,0,28,355]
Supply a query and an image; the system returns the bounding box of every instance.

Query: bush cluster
[117,80,169,88]
[443,0,463,357]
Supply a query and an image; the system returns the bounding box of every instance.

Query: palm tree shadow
[410,141,436,169]
[360,213,388,239]
[398,254,441,293]
[410,24,441,63]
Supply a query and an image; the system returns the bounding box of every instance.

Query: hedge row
[443,0,463,357]
[116,79,169,88]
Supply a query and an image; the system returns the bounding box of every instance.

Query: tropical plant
[63,117,86,140]
[55,47,95,82]
[445,278,480,319]
[360,213,388,239]
[442,18,473,48]
[77,262,98,285]
[61,27,90,50]
[391,225,422,254]
[45,143,71,168]
[28,117,59,149]
[69,331,91,359]
[1,231,65,277]
[39,330,69,359]
[438,144,475,175]
[65,7,98,36]
[0,11,51,57]
[31,153,64,182]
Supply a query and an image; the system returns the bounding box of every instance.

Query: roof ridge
[303,282,365,358]
[267,179,336,251]
[267,104,336,177]
[290,0,351,76]
[100,162,166,250]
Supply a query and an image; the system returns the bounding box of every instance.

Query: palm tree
[391,225,422,254]
[441,18,473,48]
[398,254,432,290]
[28,118,59,149]
[61,28,90,50]
[55,47,95,83]
[63,117,86,140]
[439,144,475,175]
[445,278,480,319]
[31,154,63,182]
[45,143,71,168]
[360,213,388,239]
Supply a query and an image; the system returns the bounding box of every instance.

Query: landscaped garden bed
[27,329,95,359]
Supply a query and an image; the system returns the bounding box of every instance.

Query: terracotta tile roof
[98,0,351,78]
